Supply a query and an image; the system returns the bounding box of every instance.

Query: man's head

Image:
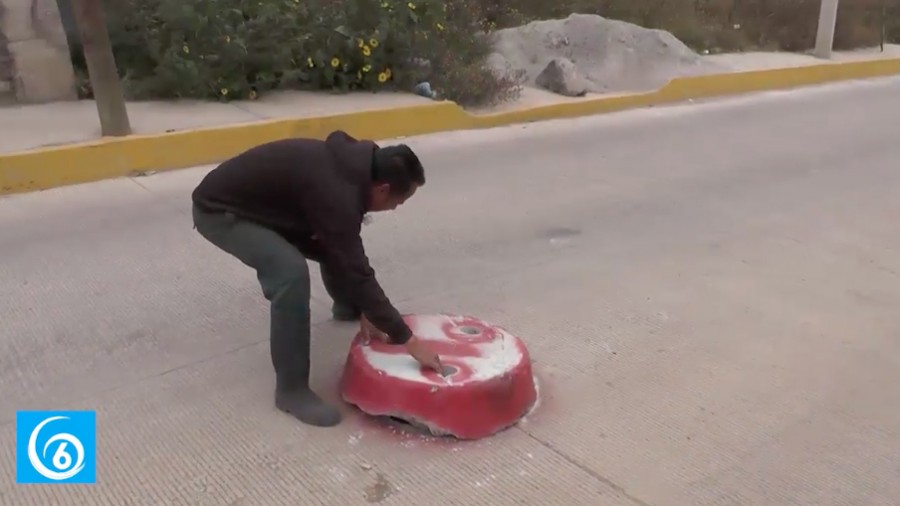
[368,144,425,212]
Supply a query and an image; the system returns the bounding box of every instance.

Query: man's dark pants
[191,204,357,392]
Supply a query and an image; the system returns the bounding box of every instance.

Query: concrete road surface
[2,76,900,505]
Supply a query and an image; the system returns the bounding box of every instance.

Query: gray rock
[489,13,728,94]
[534,57,589,97]
[485,52,527,84]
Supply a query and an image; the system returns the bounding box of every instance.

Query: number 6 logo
[27,416,86,481]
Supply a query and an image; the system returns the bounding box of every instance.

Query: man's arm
[313,222,413,344]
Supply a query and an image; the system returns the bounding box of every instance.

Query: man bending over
[191,130,441,427]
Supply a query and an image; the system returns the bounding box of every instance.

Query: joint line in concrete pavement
[516,426,654,506]
[127,175,152,192]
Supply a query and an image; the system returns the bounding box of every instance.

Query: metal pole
[71,0,131,136]
[813,0,840,59]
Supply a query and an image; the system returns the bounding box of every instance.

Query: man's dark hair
[372,144,425,195]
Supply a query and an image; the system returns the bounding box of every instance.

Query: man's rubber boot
[331,302,361,322]
[321,267,360,321]
[270,295,342,427]
[274,378,342,428]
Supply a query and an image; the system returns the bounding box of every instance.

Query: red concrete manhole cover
[340,313,538,440]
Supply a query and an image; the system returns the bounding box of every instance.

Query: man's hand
[360,314,389,343]
[360,315,441,373]
[405,336,442,373]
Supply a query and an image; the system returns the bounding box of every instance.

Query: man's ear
[372,182,391,195]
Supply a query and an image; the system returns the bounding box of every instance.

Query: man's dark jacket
[191,130,412,344]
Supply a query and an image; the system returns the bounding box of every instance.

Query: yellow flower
[182,44,190,54]
[248,90,258,100]
[357,38,365,48]
[369,38,379,48]
[380,1,388,7]
[220,88,228,96]
[436,23,444,31]
[377,72,388,83]
[362,64,372,72]
[407,2,415,9]
[330,57,340,68]
[362,45,371,57]
[307,57,314,68]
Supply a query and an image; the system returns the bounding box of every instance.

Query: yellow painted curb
[2,57,899,196]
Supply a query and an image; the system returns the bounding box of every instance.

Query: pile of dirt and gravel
[487,13,729,96]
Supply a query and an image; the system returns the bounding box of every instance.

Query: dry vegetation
[482,0,897,53]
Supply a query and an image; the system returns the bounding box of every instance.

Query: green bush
[96,0,520,107]
[413,0,524,106]
[890,1,900,43]
[84,0,895,108]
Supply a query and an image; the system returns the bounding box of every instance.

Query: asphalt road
[2,76,900,505]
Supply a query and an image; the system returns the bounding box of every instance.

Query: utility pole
[71,0,131,136]
[813,0,840,59]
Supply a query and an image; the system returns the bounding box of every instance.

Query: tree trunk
[71,0,131,136]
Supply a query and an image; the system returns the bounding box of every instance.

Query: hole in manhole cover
[378,415,437,436]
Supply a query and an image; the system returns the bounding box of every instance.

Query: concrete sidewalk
[2,45,898,155]
[2,75,900,505]
[0,91,433,154]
